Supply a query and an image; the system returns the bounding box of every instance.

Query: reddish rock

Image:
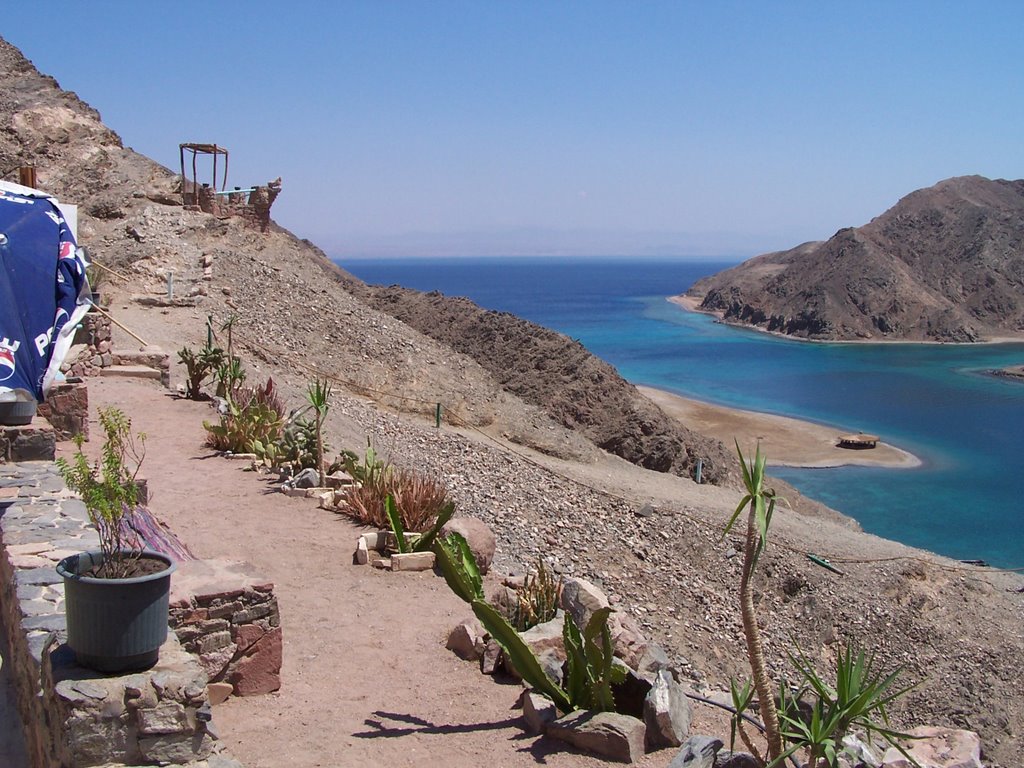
[233,623,266,654]
[881,726,983,768]
[228,627,282,696]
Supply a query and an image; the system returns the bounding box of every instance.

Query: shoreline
[669,294,1024,346]
[638,385,922,469]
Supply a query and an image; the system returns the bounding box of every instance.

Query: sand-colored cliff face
[689,176,1024,342]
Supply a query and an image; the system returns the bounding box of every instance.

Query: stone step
[99,364,163,381]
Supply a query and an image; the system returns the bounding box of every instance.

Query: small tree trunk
[316,416,326,487]
[741,502,783,763]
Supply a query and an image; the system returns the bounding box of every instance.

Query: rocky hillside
[355,286,732,483]
[0,34,729,484]
[687,176,1024,341]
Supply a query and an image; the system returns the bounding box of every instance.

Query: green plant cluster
[338,444,451,532]
[265,417,325,474]
[55,407,145,579]
[203,377,286,456]
[383,494,455,554]
[433,532,624,715]
[177,343,224,400]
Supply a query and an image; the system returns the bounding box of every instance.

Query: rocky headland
[3,35,1024,766]
[686,175,1024,342]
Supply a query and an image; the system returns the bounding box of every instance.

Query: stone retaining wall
[0,462,244,767]
[170,561,282,697]
[36,383,89,441]
[0,419,56,463]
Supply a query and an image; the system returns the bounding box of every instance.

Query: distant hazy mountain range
[686,175,1024,342]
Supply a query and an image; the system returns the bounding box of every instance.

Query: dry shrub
[338,465,450,531]
[510,560,563,631]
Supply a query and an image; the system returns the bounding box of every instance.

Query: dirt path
[83,377,686,768]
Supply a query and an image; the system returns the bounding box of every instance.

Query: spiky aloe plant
[724,441,783,764]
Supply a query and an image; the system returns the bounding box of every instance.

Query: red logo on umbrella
[0,347,15,383]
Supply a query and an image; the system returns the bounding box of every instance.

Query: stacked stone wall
[188,178,281,233]
[68,311,113,377]
[36,383,88,441]
[168,560,282,698]
[0,420,55,463]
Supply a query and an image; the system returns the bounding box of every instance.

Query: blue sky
[4,2,1023,258]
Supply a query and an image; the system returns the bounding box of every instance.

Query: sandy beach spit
[639,385,921,469]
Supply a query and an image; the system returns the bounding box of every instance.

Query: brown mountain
[687,176,1024,341]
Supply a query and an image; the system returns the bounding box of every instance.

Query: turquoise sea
[341,256,1024,569]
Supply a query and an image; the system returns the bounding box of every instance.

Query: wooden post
[18,167,37,188]
[435,403,442,428]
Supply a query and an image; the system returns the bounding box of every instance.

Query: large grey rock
[520,690,558,735]
[559,577,609,630]
[881,726,983,768]
[842,734,880,767]
[519,617,566,662]
[506,616,566,683]
[289,467,320,489]
[609,612,649,670]
[546,710,646,763]
[643,669,691,749]
[667,735,722,768]
[634,642,672,682]
[440,517,496,574]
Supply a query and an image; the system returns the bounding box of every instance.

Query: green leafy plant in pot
[55,407,177,672]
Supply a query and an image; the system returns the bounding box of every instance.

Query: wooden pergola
[179,143,229,205]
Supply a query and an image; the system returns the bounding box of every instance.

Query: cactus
[433,532,483,603]
[471,600,573,713]
[563,607,625,712]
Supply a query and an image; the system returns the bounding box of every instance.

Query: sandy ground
[78,377,742,768]
[638,386,920,469]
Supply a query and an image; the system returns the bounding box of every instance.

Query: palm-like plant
[306,377,332,486]
[724,440,783,764]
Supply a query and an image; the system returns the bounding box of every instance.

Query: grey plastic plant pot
[0,398,36,426]
[56,550,177,673]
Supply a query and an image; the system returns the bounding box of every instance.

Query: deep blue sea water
[341,256,1024,568]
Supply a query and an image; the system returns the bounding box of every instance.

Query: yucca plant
[774,645,919,768]
[215,356,246,398]
[306,377,332,486]
[724,440,783,763]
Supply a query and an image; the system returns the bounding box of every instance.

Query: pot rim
[56,549,177,585]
